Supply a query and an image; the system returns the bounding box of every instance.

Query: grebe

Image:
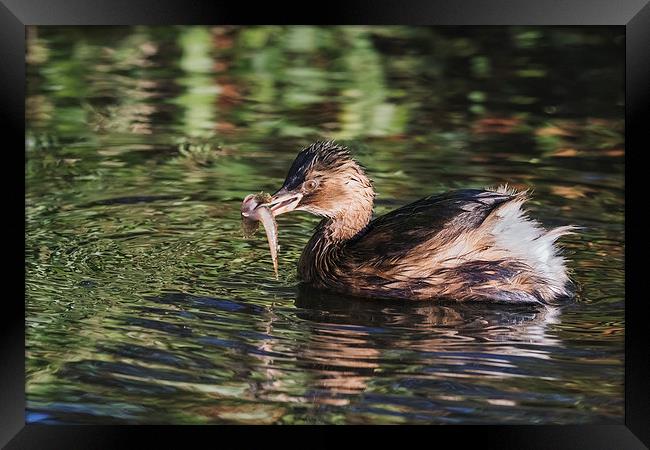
[243,141,576,304]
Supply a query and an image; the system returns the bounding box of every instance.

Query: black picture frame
[3,1,648,448]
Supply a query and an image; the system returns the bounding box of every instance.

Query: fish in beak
[241,192,280,279]
[241,188,304,278]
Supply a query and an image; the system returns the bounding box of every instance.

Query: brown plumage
[253,141,576,305]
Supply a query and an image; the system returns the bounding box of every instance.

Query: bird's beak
[264,188,303,217]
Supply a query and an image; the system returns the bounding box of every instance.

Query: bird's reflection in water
[290,284,563,406]
[64,290,566,422]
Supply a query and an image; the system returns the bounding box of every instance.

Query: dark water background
[26,26,624,424]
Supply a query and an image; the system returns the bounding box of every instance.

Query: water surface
[26,26,624,424]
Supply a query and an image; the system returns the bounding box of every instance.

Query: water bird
[243,141,576,304]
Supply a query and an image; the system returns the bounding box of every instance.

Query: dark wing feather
[344,189,514,262]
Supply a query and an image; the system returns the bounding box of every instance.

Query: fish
[241,192,279,278]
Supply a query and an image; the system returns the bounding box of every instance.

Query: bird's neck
[321,195,374,243]
[298,176,375,284]
[297,193,374,284]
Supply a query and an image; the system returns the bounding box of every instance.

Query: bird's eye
[303,180,319,191]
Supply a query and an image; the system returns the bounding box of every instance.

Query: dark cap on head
[280,141,353,191]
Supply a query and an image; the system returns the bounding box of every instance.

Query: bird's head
[261,141,374,220]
